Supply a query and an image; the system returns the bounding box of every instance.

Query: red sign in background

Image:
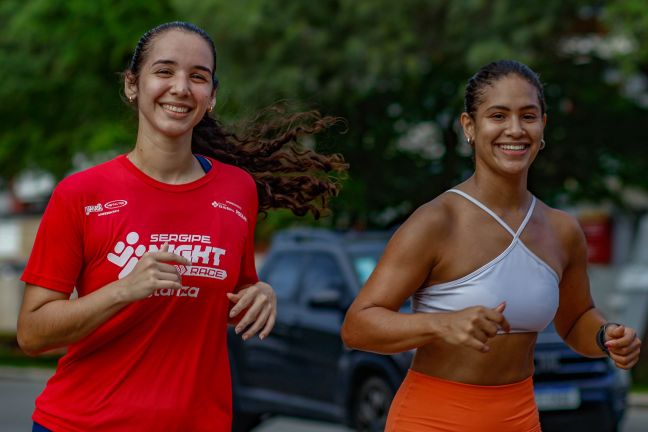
[580,216,612,264]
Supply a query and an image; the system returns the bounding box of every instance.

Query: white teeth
[500,144,526,151]
[162,104,190,113]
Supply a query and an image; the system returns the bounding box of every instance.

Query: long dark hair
[125,21,347,218]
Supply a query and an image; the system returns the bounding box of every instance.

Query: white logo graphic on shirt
[107,231,230,298]
[85,199,128,217]
[85,203,103,215]
[105,199,128,210]
[211,200,248,222]
[107,232,147,279]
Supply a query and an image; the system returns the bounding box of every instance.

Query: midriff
[412,332,538,385]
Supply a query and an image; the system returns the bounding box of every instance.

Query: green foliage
[178,0,648,225]
[0,0,176,178]
[2,1,648,227]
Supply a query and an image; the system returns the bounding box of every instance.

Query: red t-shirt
[21,155,259,431]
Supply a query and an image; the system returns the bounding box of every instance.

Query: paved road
[1,368,648,432]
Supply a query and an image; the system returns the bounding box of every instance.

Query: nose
[170,74,190,97]
[506,116,524,137]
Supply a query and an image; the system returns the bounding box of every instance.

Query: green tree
[0,0,176,179]
[176,0,648,226]
[3,1,648,227]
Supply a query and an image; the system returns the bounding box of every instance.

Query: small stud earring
[467,137,474,146]
[128,96,135,103]
[540,139,546,150]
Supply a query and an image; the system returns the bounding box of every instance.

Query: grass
[0,333,59,369]
[631,383,648,393]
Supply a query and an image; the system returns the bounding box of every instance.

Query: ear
[124,72,138,101]
[542,113,547,128]
[460,112,475,143]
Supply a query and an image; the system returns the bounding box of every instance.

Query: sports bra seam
[518,241,560,282]
[446,189,536,239]
[417,240,519,292]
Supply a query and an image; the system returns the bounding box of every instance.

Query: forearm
[18,282,131,355]
[342,307,442,354]
[562,307,607,358]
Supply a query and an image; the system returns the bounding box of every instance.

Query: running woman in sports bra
[18,21,346,432]
[341,60,641,432]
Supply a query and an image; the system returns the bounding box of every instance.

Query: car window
[352,254,378,285]
[262,252,306,302]
[300,253,346,302]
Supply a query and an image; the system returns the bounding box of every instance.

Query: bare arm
[17,244,189,355]
[553,213,641,368]
[341,202,509,354]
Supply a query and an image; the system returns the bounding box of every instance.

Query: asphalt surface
[1,367,648,432]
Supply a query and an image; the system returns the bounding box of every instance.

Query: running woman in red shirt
[18,21,346,432]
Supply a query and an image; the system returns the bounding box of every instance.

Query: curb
[628,392,648,408]
[2,366,648,409]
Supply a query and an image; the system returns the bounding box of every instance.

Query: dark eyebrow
[151,59,213,75]
[485,104,540,112]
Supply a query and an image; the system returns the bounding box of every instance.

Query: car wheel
[539,403,618,432]
[352,375,394,432]
[231,412,262,432]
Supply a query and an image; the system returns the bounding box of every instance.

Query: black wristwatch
[596,322,620,356]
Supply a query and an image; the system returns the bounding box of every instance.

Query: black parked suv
[228,228,629,432]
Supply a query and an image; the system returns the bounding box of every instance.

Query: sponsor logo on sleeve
[85,203,103,215]
[104,199,128,210]
[211,200,248,222]
[85,199,128,217]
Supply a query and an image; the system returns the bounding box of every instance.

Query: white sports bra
[412,189,560,333]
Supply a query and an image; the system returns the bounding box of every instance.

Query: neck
[128,130,203,184]
[463,168,530,211]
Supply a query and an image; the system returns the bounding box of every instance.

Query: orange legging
[385,369,541,432]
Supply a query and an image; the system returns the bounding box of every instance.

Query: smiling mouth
[161,104,191,114]
[497,144,529,151]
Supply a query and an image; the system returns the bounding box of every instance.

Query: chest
[77,186,251,294]
[431,211,564,287]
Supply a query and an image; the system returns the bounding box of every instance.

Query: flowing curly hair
[125,21,347,218]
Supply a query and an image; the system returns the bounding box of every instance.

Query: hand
[118,243,190,302]
[437,302,511,353]
[228,281,276,341]
[605,324,642,369]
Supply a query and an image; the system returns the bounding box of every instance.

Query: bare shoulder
[380,193,457,270]
[356,193,457,305]
[538,202,586,253]
[392,193,455,247]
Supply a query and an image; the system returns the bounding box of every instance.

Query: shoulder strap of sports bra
[194,154,213,173]
[447,189,536,239]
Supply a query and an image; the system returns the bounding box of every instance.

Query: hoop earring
[539,139,546,150]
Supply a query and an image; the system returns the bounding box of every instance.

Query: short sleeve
[21,181,84,294]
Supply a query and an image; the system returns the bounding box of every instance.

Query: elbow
[16,322,45,357]
[340,321,353,348]
[340,317,362,350]
[17,334,40,357]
